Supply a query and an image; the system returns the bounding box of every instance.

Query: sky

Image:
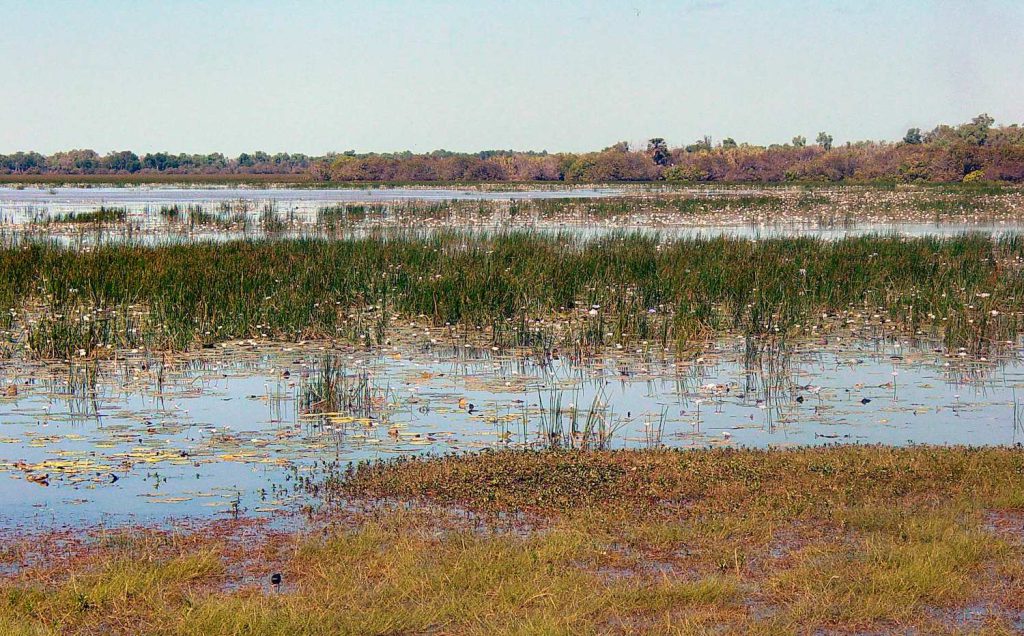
[2,0,1023,155]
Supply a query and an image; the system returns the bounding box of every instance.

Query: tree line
[0,151,313,175]
[3,114,1023,183]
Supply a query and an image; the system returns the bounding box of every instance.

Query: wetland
[2,184,1024,634]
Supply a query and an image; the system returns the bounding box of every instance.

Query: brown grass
[2,446,1023,634]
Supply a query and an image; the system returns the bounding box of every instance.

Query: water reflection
[1,334,1022,528]
[3,186,1024,245]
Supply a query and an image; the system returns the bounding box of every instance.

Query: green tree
[685,136,712,153]
[791,135,807,148]
[815,132,833,151]
[646,138,671,166]
[102,151,141,173]
[958,113,995,146]
[903,128,923,145]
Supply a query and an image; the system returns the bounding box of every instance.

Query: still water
[1,336,1020,529]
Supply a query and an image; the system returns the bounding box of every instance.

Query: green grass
[49,207,127,224]
[2,232,1022,358]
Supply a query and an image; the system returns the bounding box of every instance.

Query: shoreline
[3,445,1023,634]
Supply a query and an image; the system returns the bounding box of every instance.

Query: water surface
[1,336,1020,529]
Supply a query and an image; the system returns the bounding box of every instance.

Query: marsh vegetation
[2,185,1024,634]
[1,231,1022,360]
[2,446,1024,634]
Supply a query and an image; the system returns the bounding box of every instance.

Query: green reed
[51,206,127,224]
[1,232,1021,358]
[299,355,389,419]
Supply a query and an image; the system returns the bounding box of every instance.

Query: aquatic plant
[299,355,390,420]
[1,232,1023,358]
[50,206,127,224]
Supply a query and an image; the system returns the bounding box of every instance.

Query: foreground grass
[2,232,1023,358]
[3,446,1024,634]
[332,445,1024,515]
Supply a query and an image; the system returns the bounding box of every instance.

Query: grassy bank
[2,446,1023,634]
[2,232,1022,358]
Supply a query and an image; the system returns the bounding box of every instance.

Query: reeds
[536,386,622,449]
[50,206,127,224]
[2,232,1022,358]
[299,355,390,420]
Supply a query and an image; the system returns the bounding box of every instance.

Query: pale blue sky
[2,0,1022,154]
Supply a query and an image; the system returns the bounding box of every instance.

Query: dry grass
[2,446,1024,634]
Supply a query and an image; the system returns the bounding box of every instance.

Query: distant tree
[6,151,45,172]
[989,124,1024,146]
[663,163,711,181]
[958,113,995,146]
[685,136,712,153]
[206,153,228,169]
[102,151,141,173]
[646,138,671,166]
[10,112,1024,183]
[309,160,332,181]
[903,128,923,145]
[142,152,179,171]
[48,149,100,172]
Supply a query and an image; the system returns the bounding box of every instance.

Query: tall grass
[49,206,127,224]
[1,232,1021,358]
[299,355,391,419]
